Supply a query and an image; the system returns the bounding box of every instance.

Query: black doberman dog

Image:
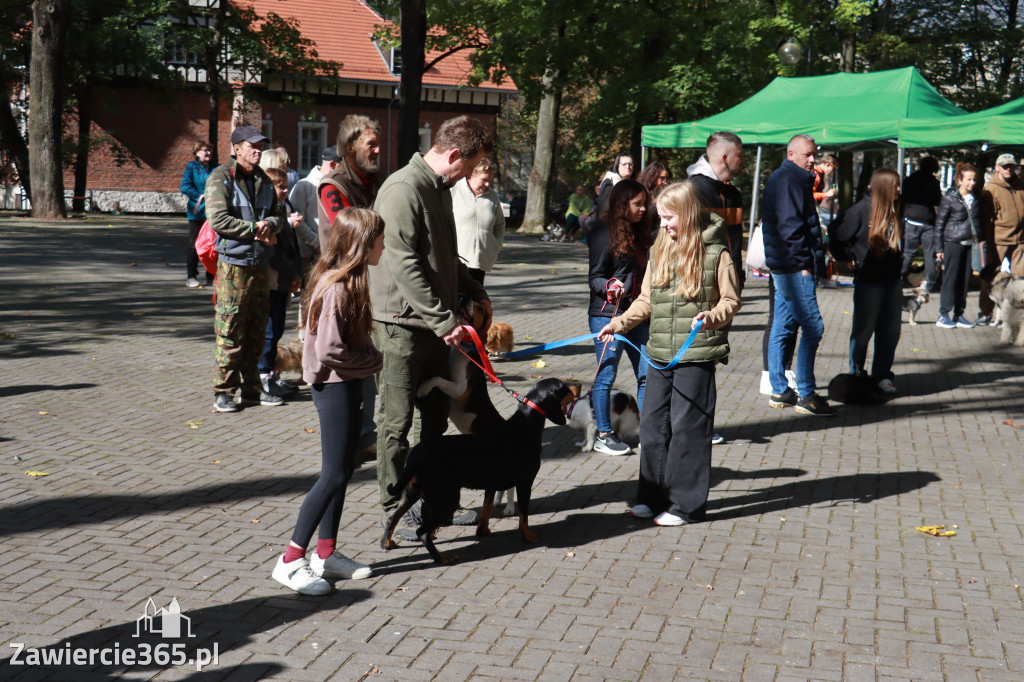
[381,378,580,565]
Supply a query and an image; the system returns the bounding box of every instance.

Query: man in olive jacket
[979,154,1024,323]
[371,116,493,523]
[206,125,282,413]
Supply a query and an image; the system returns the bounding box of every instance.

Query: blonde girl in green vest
[599,181,741,526]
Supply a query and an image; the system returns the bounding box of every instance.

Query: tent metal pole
[897,147,905,185]
[747,145,764,279]
[641,145,647,171]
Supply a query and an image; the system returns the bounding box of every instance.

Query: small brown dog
[275,340,304,376]
[485,322,514,357]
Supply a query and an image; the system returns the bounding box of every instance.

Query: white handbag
[746,222,767,272]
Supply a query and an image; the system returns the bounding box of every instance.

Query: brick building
[60,0,516,213]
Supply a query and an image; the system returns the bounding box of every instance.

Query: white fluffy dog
[989,272,1024,346]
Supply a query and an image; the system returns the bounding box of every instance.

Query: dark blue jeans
[769,272,824,399]
[588,316,648,433]
[258,289,289,375]
[849,278,901,380]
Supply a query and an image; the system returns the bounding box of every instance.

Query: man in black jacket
[687,131,746,286]
[762,134,834,417]
[901,156,942,291]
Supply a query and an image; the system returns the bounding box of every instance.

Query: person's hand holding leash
[442,324,467,347]
[692,311,707,330]
[606,278,624,303]
[597,322,616,343]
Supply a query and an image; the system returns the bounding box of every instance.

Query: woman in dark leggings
[271,208,385,596]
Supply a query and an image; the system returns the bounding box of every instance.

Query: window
[298,122,328,173]
[261,118,273,146]
[418,127,431,154]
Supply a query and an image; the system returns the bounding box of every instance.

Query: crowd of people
[180,115,1023,595]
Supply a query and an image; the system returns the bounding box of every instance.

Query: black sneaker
[768,388,798,408]
[795,393,836,416]
[594,432,631,456]
[213,393,239,413]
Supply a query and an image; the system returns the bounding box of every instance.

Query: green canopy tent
[642,67,964,148]
[640,67,966,227]
[898,96,1024,148]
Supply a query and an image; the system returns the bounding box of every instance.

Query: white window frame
[298,121,328,174]
[418,126,432,154]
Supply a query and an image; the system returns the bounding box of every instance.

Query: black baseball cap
[230,125,269,145]
[322,146,341,162]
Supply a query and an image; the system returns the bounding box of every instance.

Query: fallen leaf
[133,312,145,316]
[1004,420,1021,428]
[566,551,575,557]
[129,263,137,267]
[211,460,221,464]
[532,360,546,369]
[38,411,48,415]
[550,269,558,275]
[25,471,49,477]
[186,420,203,429]
[304,427,316,433]
[251,519,260,524]
[524,335,534,341]
[844,310,850,315]
[0,332,13,339]
[530,374,542,379]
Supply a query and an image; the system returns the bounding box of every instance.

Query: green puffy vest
[646,217,731,365]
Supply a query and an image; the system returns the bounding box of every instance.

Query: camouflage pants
[213,260,269,395]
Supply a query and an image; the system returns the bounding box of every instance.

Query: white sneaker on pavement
[654,512,686,527]
[629,504,654,519]
[310,551,373,580]
[272,556,332,595]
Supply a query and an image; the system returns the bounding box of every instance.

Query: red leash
[455,325,548,418]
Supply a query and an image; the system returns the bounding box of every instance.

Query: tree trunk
[29,0,69,219]
[522,72,561,233]
[0,93,31,202]
[206,0,227,161]
[72,81,93,213]
[397,0,426,166]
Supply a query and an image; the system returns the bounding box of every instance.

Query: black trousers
[901,219,938,286]
[727,224,745,287]
[289,380,363,549]
[939,242,972,320]
[637,361,715,520]
[187,220,213,281]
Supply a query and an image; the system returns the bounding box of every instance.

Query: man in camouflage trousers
[206,125,283,413]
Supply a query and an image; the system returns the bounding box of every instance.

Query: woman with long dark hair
[587,178,653,455]
[833,168,904,393]
[639,161,672,236]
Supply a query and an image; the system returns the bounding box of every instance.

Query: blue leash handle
[503,320,704,370]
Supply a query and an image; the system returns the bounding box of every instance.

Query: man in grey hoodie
[686,131,746,286]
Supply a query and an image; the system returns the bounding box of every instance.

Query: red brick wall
[70,86,498,196]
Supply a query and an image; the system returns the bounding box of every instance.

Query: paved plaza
[1,215,1023,681]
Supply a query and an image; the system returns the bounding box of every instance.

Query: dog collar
[521,397,546,418]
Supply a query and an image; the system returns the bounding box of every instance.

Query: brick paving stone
[3,219,1024,680]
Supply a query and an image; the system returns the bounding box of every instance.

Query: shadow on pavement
[1,591,371,681]
[370,467,930,572]
[0,468,379,537]
[0,383,98,398]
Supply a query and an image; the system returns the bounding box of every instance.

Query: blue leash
[503,320,704,370]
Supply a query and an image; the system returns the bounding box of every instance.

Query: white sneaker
[877,378,898,394]
[310,551,373,580]
[629,504,654,519]
[654,512,686,527]
[272,556,331,595]
[759,370,772,396]
[186,277,200,288]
